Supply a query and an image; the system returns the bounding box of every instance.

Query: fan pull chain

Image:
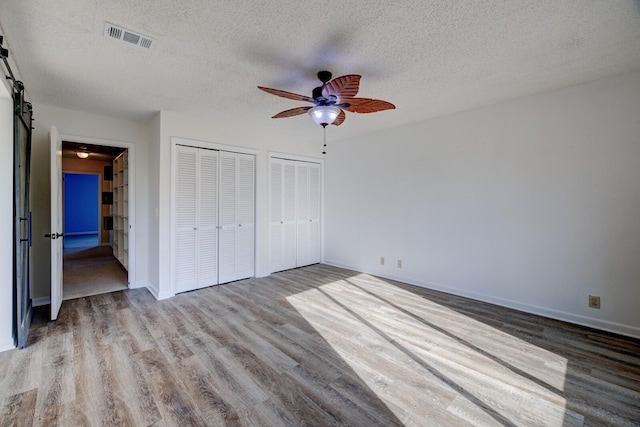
[322,126,327,155]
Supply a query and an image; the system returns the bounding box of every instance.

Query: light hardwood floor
[1,264,639,426]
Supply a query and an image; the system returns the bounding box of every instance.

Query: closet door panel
[237,153,255,279]
[175,146,198,292]
[282,161,297,270]
[296,164,310,267]
[269,158,322,273]
[198,150,219,287]
[218,152,237,284]
[269,160,283,272]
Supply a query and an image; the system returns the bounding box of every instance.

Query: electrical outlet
[397,260,402,268]
[380,257,385,265]
[588,295,601,309]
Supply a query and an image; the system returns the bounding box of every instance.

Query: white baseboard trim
[0,339,15,352]
[256,269,270,278]
[129,280,147,289]
[33,297,51,307]
[146,281,174,300]
[146,281,160,299]
[323,260,640,340]
[156,289,174,300]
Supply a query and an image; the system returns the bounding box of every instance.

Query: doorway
[60,141,129,300]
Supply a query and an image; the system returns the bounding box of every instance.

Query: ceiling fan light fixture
[309,106,341,127]
[76,151,89,159]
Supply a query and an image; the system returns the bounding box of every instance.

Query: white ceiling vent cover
[104,22,156,50]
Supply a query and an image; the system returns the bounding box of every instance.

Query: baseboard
[322,260,640,340]
[256,269,270,278]
[129,280,147,290]
[33,297,51,307]
[146,281,160,299]
[146,281,174,300]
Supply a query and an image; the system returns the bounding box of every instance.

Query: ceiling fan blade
[341,98,396,113]
[332,109,346,126]
[271,106,310,118]
[322,75,361,99]
[258,86,314,102]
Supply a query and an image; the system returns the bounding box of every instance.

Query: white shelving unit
[112,151,128,270]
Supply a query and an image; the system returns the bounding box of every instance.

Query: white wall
[153,111,323,299]
[147,112,161,294]
[325,70,640,338]
[0,77,14,351]
[29,104,151,300]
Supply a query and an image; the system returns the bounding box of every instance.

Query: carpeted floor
[63,245,128,300]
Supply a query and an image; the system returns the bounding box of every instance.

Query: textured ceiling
[1,0,639,142]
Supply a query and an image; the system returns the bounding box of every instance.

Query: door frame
[170,137,258,297]
[59,134,136,287]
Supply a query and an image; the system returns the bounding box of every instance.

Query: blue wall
[64,173,99,233]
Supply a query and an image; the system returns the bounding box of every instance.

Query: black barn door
[13,81,33,349]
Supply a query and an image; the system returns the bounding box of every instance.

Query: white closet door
[269,158,322,273]
[198,150,218,287]
[218,152,237,284]
[296,163,310,267]
[269,160,284,272]
[236,153,255,280]
[175,146,198,293]
[282,161,297,270]
[308,163,321,264]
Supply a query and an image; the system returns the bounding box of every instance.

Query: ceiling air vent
[104,22,156,50]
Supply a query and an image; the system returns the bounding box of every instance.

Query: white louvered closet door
[282,161,298,270]
[175,146,198,293]
[236,153,255,280]
[269,160,284,272]
[296,164,310,266]
[197,150,218,287]
[218,152,237,284]
[269,158,322,274]
[175,145,255,291]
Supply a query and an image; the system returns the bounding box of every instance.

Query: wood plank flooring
[1,264,639,426]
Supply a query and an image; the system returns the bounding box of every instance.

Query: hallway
[63,245,127,300]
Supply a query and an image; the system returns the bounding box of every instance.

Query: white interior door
[282,161,297,270]
[175,146,198,293]
[269,160,284,272]
[197,149,219,287]
[269,158,322,274]
[218,151,237,284]
[49,126,63,320]
[236,153,255,280]
[296,164,310,266]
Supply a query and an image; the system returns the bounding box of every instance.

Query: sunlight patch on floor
[286,274,570,426]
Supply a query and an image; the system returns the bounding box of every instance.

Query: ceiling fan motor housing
[317,70,332,83]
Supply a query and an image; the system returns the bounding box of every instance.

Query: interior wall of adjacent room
[153,111,323,299]
[29,104,151,301]
[0,76,14,351]
[62,157,112,244]
[324,70,640,338]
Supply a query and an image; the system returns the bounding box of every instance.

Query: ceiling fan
[258,71,395,127]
